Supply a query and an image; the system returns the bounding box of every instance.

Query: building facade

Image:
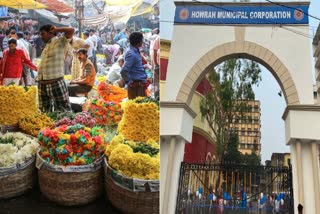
[231,100,261,155]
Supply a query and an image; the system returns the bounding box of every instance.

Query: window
[235,116,239,123]
[240,144,246,149]
[241,128,245,136]
[254,105,259,112]
[248,128,252,136]
[241,116,246,123]
[248,116,253,123]
[254,116,259,124]
[248,105,252,112]
[254,128,258,136]
[314,91,317,99]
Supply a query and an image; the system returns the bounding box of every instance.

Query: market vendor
[68,48,96,97]
[38,24,74,112]
[120,32,148,99]
[0,38,37,86]
[107,57,124,85]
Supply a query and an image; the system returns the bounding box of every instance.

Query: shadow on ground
[0,185,122,214]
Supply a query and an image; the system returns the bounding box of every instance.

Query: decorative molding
[282,104,320,120]
[160,101,197,118]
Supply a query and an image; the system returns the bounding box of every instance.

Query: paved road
[0,185,121,214]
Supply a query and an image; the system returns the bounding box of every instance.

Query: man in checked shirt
[38,25,74,112]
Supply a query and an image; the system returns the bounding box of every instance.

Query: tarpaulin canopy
[37,0,74,13]
[35,9,69,26]
[83,14,108,26]
[0,0,46,9]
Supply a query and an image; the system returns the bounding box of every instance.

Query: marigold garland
[0,85,38,125]
[117,97,159,142]
[106,134,159,180]
[97,82,127,102]
[38,124,108,166]
[19,113,53,137]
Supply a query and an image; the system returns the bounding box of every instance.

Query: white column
[290,142,299,214]
[311,143,320,213]
[160,102,196,214]
[160,136,187,214]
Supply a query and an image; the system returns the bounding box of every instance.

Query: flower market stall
[0,81,159,212]
[104,96,160,214]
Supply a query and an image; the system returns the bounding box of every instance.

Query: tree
[200,58,262,191]
[223,132,242,164]
[242,152,261,166]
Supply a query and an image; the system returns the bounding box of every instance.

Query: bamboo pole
[237,171,240,193]
[250,172,252,195]
[226,171,228,194]
[231,171,234,197]
[244,170,246,193]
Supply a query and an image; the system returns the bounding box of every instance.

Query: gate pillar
[160,102,196,214]
[283,105,320,214]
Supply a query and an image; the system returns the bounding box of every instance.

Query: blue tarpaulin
[0,7,8,17]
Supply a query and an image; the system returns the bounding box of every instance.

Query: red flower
[58,125,68,132]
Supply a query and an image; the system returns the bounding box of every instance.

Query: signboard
[174,4,309,24]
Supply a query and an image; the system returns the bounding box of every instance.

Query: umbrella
[37,0,74,13]
[0,0,46,9]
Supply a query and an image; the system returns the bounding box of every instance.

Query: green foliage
[242,152,261,166]
[200,58,262,162]
[223,132,242,164]
[132,142,159,157]
[0,135,14,144]
[47,111,76,121]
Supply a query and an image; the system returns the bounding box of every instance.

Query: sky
[160,0,320,162]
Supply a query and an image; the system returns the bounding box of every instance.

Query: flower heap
[19,113,54,137]
[38,124,108,166]
[0,132,39,167]
[118,97,159,142]
[87,98,123,125]
[0,85,37,125]
[97,82,127,102]
[106,134,159,180]
[51,112,96,128]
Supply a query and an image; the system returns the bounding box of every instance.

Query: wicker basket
[104,158,159,214]
[0,157,35,199]
[0,123,19,134]
[36,152,104,206]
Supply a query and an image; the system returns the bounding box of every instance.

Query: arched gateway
[160,1,320,214]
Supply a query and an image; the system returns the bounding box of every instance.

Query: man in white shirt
[89,29,98,71]
[83,32,94,62]
[107,57,124,84]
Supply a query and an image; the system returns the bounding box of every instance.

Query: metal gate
[176,162,293,214]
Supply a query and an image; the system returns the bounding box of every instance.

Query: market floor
[0,185,122,214]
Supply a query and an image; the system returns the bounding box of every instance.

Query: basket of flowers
[0,132,39,199]
[117,97,159,142]
[0,85,38,127]
[36,124,108,206]
[104,134,160,214]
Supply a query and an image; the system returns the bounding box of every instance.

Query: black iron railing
[176,162,293,214]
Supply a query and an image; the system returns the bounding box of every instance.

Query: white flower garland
[0,132,39,167]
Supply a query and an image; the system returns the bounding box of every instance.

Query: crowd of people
[0,23,160,112]
[181,187,291,213]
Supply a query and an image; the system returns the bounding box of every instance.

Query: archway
[176,41,299,105]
